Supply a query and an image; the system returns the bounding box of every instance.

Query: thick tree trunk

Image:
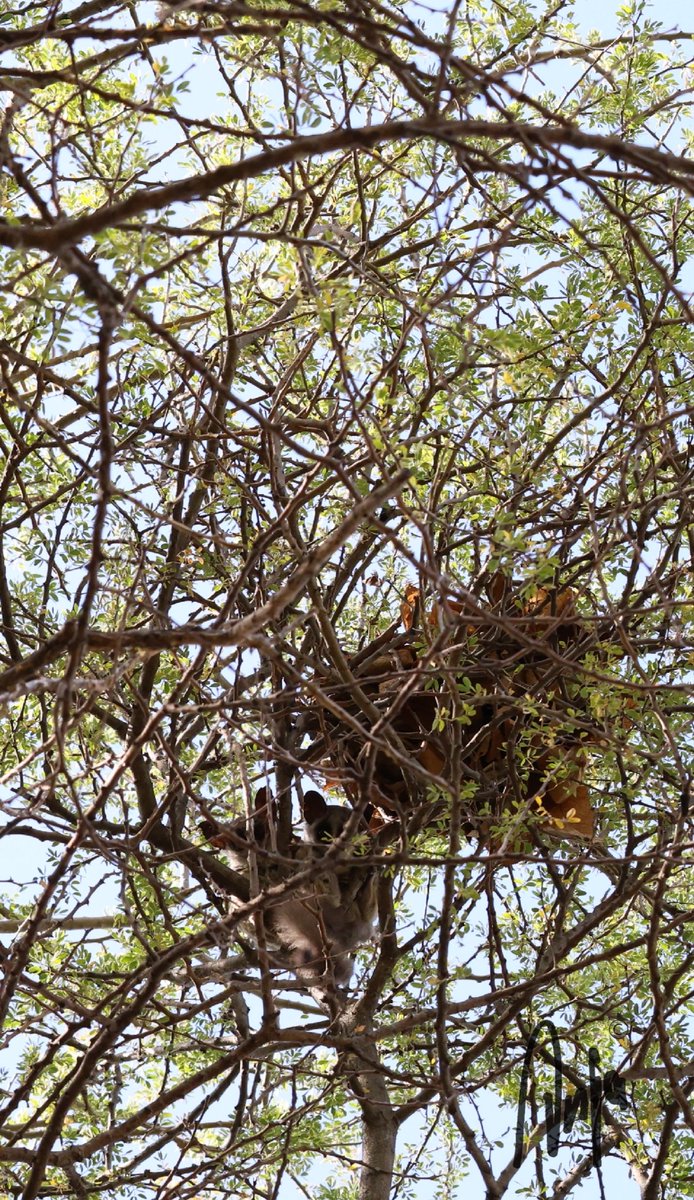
[345,1032,397,1200]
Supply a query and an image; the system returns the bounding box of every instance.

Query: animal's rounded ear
[485,569,512,607]
[199,818,233,850]
[364,806,398,841]
[302,790,327,823]
[401,583,420,631]
[253,787,277,824]
[363,804,385,835]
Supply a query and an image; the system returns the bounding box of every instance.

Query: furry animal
[201,790,380,992]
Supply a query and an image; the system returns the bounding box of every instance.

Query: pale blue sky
[2,2,693,1197]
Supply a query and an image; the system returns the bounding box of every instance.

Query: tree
[1,0,694,1196]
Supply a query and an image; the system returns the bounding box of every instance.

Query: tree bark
[344,1030,397,1200]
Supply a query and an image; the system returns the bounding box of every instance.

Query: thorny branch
[1,2,694,1198]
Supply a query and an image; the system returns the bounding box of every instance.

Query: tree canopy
[1,1,694,1197]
